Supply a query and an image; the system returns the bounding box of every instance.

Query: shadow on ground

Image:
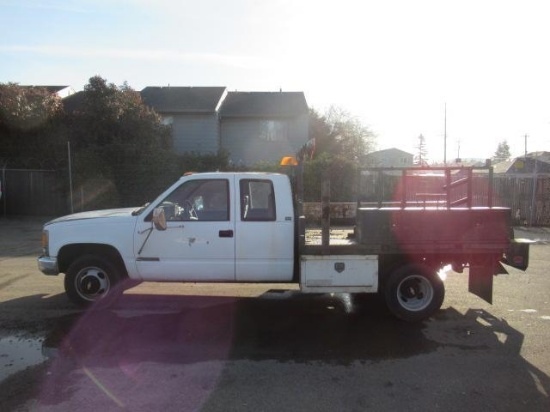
[1,288,549,411]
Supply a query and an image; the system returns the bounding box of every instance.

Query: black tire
[64,255,122,307]
[384,263,445,322]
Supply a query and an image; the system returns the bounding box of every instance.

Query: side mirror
[152,207,167,231]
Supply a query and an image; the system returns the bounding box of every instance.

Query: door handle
[219,230,234,238]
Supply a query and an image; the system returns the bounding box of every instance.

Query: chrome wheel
[385,263,445,322]
[65,255,122,307]
[396,274,434,312]
[74,266,111,302]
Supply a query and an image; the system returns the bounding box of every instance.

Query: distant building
[493,152,550,175]
[363,148,414,168]
[61,91,85,114]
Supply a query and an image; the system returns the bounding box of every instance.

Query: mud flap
[468,265,494,304]
[503,240,530,271]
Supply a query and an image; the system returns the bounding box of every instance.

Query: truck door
[135,177,235,281]
[235,176,294,282]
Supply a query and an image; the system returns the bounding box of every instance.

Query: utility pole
[530,157,538,226]
[524,134,528,158]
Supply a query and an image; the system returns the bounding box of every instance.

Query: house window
[161,116,174,126]
[259,120,287,142]
[240,179,276,221]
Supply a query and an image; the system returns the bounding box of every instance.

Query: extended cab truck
[38,165,530,321]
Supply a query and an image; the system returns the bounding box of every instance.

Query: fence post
[1,164,6,218]
[529,160,538,226]
[68,141,74,214]
[488,166,494,208]
[321,173,330,251]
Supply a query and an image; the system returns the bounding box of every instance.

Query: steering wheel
[184,200,198,220]
[160,201,180,220]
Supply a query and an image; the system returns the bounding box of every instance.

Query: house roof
[493,152,550,174]
[140,86,227,114]
[525,151,550,163]
[21,85,70,94]
[365,148,414,157]
[492,159,515,174]
[62,91,86,113]
[61,87,311,118]
[219,92,308,118]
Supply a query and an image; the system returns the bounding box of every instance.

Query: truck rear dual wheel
[385,264,445,322]
[65,255,122,307]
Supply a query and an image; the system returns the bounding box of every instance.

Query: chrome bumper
[38,256,59,275]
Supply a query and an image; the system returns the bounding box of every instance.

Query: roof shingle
[219,92,308,118]
[141,86,227,113]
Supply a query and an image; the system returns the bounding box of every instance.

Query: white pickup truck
[38,167,529,321]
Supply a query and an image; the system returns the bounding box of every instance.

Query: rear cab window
[239,179,276,221]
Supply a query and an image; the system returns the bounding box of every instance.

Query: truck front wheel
[385,264,445,322]
[65,255,122,307]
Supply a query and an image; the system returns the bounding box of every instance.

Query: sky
[1,0,549,161]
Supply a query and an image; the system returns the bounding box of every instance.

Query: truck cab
[134,172,295,283]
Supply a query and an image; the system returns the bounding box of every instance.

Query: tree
[308,106,376,162]
[64,76,176,207]
[493,140,511,163]
[302,107,377,201]
[414,134,428,166]
[301,152,359,201]
[0,83,61,131]
[0,83,63,167]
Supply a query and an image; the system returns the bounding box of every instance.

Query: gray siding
[221,116,308,165]
[171,114,219,154]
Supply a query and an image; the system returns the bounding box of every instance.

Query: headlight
[41,230,49,256]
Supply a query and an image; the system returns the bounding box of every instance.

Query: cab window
[240,179,276,221]
[157,179,229,221]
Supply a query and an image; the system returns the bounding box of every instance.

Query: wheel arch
[379,253,462,284]
[58,243,128,279]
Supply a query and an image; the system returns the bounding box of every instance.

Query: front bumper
[38,256,59,275]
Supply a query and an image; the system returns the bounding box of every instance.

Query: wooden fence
[493,174,550,226]
[0,169,67,217]
[318,170,550,226]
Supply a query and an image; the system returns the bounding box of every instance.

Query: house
[493,152,550,175]
[61,91,86,114]
[141,86,227,155]
[141,87,309,166]
[363,148,414,168]
[219,91,309,165]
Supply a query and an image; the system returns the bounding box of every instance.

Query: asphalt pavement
[1,217,549,411]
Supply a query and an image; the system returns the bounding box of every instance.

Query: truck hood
[46,208,137,225]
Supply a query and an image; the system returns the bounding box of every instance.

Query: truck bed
[302,207,512,256]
